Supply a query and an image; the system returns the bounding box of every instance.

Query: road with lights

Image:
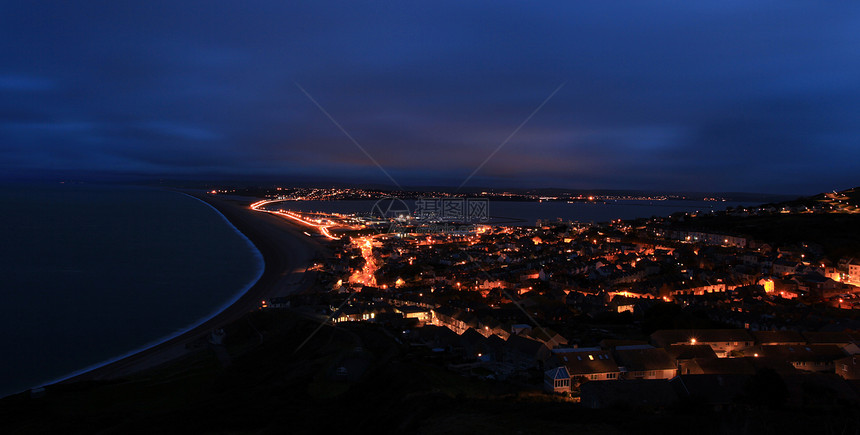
[250,199,341,240]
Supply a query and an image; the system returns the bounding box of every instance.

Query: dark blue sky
[1,1,858,193]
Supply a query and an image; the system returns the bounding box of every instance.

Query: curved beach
[60,193,329,383]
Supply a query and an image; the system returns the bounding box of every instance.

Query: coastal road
[62,193,330,382]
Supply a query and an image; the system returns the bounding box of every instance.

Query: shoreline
[43,193,328,387]
[34,192,267,389]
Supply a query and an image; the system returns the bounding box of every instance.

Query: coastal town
[258,187,860,408]
[6,2,860,432]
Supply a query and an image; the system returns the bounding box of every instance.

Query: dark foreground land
[2,307,859,435]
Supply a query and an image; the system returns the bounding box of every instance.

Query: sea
[0,184,263,398]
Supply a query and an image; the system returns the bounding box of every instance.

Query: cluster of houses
[402,306,860,408]
[325,216,859,333]
[295,195,860,407]
[548,327,860,405]
[567,328,860,409]
[324,291,860,406]
[412,308,860,389]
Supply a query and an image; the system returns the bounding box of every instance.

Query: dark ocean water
[0,184,263,397]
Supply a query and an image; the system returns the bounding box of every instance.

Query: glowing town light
[250,199,340,240]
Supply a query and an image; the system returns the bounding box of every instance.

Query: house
[431,307,484,335]
[395,305,431,323]
[522,327,568,348]
[793,272,841,298]
[608,295,638,313]
[665,280,727,297]
[458,328,493,360]
[374,311,410,328]
[600,339,651,350]
[772,259,800,276]
[503,335,552,369]
[411,325,461,351]
[614,346,677,380]
[557,349,621,385]
[581,380,678,410]
[745,355,800,376]
[835,355,860,380]
[334,306,376,323]
[544,366,572,393]
[650,329,754,357]
[849,259,860,282]
[682,357,757,375]
[756,344,846,372]
[751,330,806,346]
[510,323,532,335]
[665,344,718,374]
[476,315,511,339]
[666,344,718,362]
[802,331,853,348]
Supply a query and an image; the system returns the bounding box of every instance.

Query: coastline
[34,192,264,389]
[48,193,329,386]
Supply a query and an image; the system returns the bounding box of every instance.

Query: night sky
[1,1,858,194]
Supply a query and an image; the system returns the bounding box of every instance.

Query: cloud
[0,75,54,92]
[0,1,859,193]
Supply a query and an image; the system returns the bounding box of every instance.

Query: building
[614,346,677,380]
[503,335,552,369]
[835,355,860,380]
[650,329,754,357]
[756,344,846,372]
[544,366,571,393]
[772,259,800,276]
[849,259,860,283]
[802,331,853,348]
[522,327,568,348]
[665,344,718,374]
[557,349,621,384]
[751,330,806,346]
[681,357,757,375]
[394,305,431,323]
